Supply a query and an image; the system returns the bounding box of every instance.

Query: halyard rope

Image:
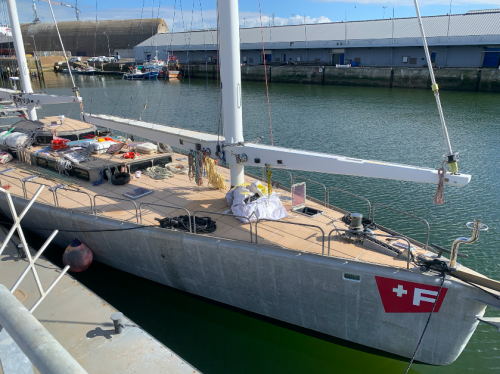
[258,0,274,145]
[46,0,82,111]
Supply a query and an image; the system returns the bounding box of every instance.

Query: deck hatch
[291,182,324,217]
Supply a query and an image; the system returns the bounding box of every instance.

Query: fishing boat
[62,66,96,75]
[124,66,159,80]
[167,55,182,79]
[0,0,499,367]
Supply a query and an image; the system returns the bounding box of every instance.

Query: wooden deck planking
[0,148,421,269]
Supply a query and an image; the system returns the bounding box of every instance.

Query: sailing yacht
[0,0,498,367]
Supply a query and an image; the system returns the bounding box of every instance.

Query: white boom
[0,88,82,105]
[81,113,470,186]
[81,113,223,152]
[225,143,470,186]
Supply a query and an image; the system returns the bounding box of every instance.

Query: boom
[81,113,471,187]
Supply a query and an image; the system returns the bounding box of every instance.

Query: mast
[218,0,244,187]
[6,0,37,120]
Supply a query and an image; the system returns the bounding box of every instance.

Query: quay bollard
[110,312,124,334]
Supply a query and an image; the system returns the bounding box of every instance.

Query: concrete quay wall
[181,64,500,93]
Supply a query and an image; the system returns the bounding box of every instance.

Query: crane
[32,1,41,23]
[37,0,80,21]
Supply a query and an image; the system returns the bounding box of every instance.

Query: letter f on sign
[413,288,438,306]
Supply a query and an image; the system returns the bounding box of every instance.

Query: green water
[11,73,500,373]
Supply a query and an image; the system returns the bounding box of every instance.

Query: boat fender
[62,239,93,272]
[111,172,131,185]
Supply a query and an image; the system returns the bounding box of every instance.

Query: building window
[275,58,280,62]
[249,58,253,63]
[354,58,361,63]
[409,58,417,64]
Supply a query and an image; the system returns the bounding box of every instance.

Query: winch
[349,213,364,231]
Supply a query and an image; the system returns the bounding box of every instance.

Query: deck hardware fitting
[449,219,488,269]
[110,312,124,334]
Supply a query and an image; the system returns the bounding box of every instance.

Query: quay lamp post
[103,31,110,57]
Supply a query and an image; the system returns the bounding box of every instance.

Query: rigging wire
[258,0,274,145]
[412,0,457,173]
[141,0,159,123]
[110,0,148,118]
[181,0,197,123]
[199,0,208,116]
[216,8,220,146]
[46,0,83,111]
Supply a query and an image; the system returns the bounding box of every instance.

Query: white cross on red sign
[375,276,448,313]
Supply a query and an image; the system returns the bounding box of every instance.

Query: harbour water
[4,72,500,373]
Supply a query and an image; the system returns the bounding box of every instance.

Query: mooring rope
[404,274,446,373]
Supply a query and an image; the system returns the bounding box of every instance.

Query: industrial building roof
[136,11,500,51]
[22,19,168,56]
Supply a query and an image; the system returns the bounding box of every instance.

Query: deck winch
[349,213,364,231]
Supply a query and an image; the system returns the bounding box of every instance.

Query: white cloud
[10,0,331,32]
[239,13,332,28]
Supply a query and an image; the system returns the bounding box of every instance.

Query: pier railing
[0,285,87,374]
[0,186,87,373]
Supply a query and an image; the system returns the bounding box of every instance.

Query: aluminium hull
[0,195,494,366]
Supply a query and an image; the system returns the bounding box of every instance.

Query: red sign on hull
[375,276,448,313]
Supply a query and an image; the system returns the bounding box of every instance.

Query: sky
[5,0,500,31]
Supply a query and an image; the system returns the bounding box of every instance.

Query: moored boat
[0,0,499,367]
[124,66,159,80]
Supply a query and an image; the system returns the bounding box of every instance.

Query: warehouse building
[21,19,168,58]
[135,10,500,68]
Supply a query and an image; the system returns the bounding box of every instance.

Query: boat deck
[0,146,427,270]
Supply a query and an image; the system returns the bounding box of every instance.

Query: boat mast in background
[218,0,245,187]
[5,0,37,121]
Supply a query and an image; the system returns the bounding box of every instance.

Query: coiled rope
[166,163,189,175]
[155,215,216,233]
[143,165,174,180]
[266,164,273,198]
[204,157,226,191]
[433,164,446,205]
[188,151,204,186]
